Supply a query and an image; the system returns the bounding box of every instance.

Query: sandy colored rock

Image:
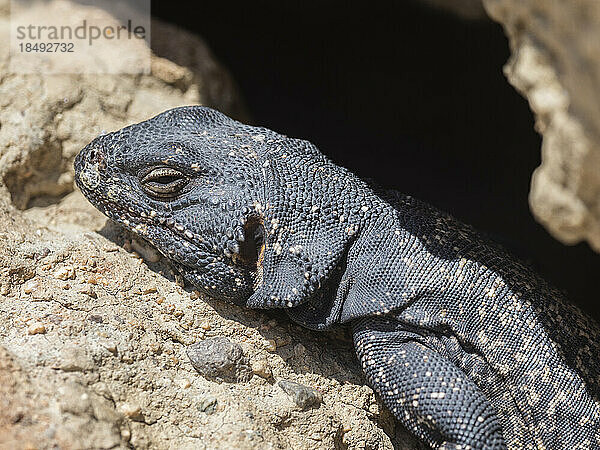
[26,321,46,335]
[1,202,420,448]
[484,0,600,252]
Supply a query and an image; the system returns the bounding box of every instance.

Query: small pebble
[119,402,143,421]
[143,286,157,294]
[199,321,211,331]
[187,337,252,382]
[23,279,39,294]
[53,266,75,280]
[27,322,46,335]
[197,395,217,414]
[251,358,272,379]
[277,380,322,409]
[264,339,277,352]
[293,343,306,358]
[79,288,97,298]
[175,378,191,389]
[103,342,118,355]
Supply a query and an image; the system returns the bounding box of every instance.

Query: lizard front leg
[353,317,506,449]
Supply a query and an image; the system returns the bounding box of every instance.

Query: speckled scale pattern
[75,106,600,449]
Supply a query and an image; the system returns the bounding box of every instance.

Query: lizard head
[74,106,274,304]
[75,106,356,311]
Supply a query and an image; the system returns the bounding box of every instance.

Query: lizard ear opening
[245,223,351,310]
[237,216,265,271]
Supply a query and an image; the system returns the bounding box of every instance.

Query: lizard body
[74,106,600,449]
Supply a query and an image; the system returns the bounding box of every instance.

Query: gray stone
[197,394,218,414]
[187,337,252,383]
[277,380,323,410]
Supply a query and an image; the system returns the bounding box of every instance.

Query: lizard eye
[141,167,188,198]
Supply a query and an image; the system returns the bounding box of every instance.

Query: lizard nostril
[87,148,106,171]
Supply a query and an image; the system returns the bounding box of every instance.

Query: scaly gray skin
[74,106,600,449]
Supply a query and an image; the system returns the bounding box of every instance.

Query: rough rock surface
[484,0,600,253]
[0,1,421,448]
[1,206,414,449]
